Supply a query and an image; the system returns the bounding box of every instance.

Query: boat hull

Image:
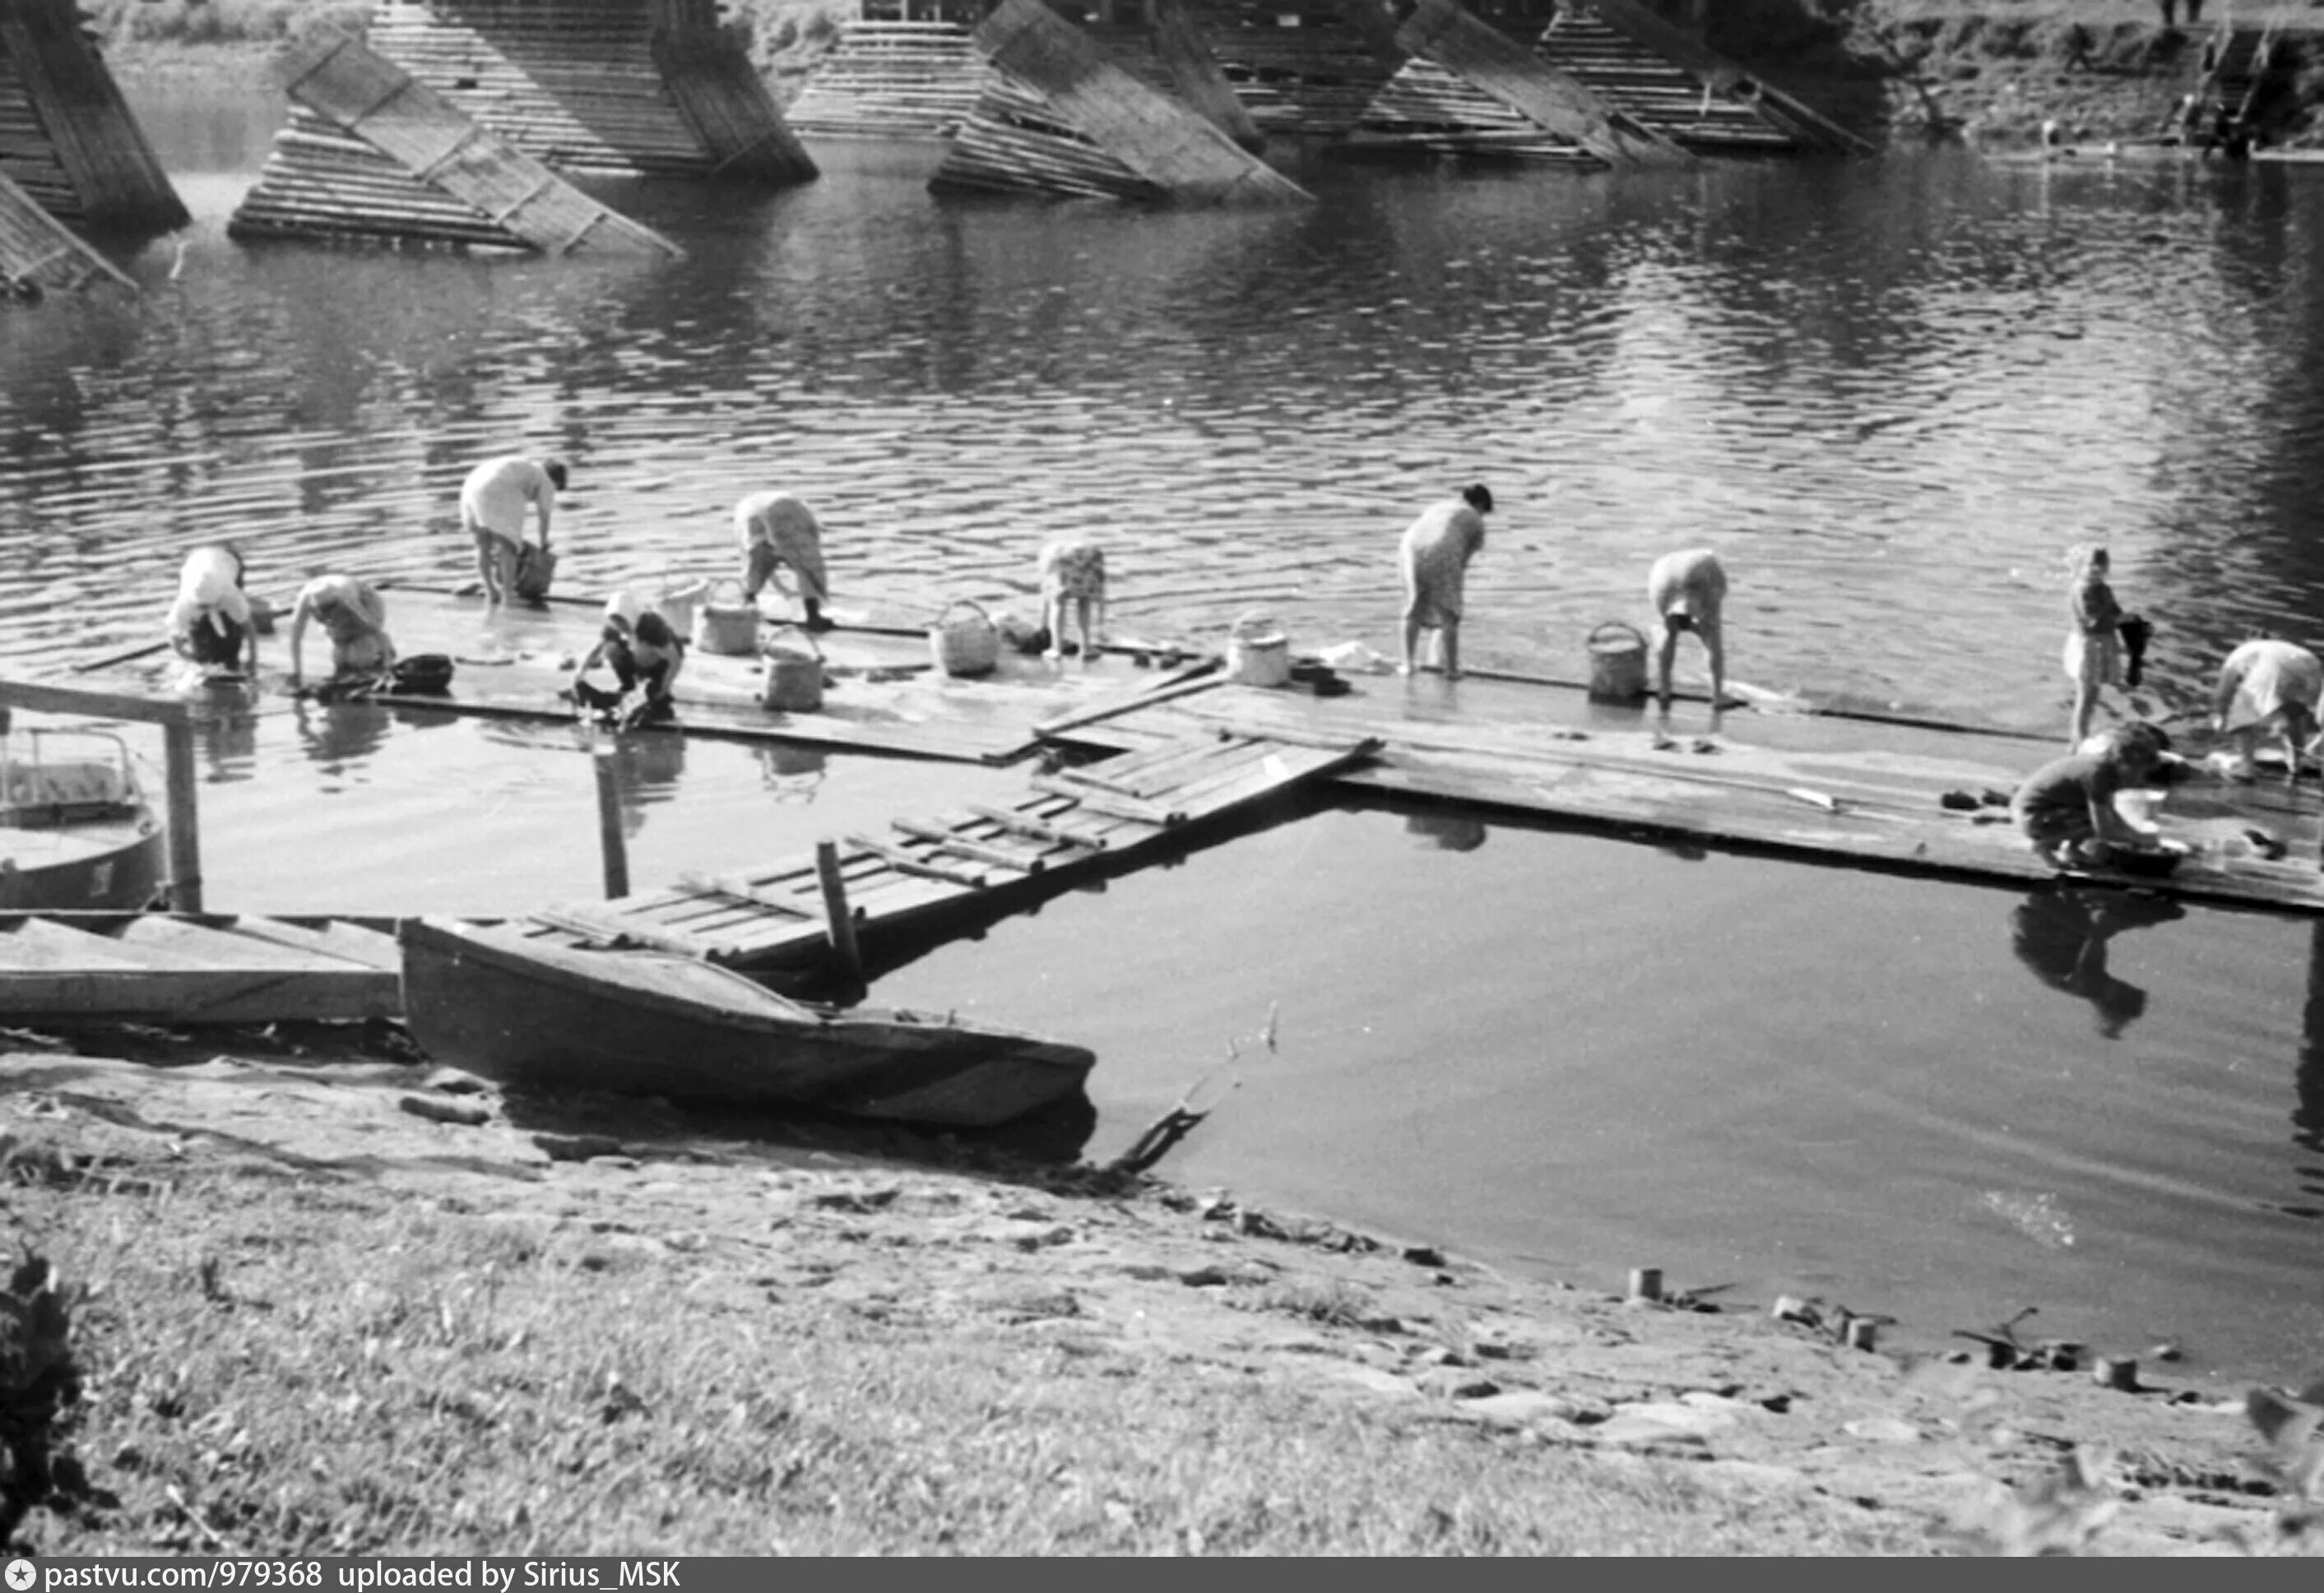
[0,822,166,911]
[398,918,1095,1128]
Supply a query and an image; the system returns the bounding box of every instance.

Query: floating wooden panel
[0,0,185,232]
[233,29,680,257]
[0,167,134,296]
[1390,0,1689,167]
[943,0,1310,204]
[1349,53,1600,163]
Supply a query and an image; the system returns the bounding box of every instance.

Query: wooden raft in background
[0,168,134,296]
[0,0,186,232]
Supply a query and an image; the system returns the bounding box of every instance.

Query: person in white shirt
[459,455,567,606]
[167,544,258,674]
[2210,637,2323,783]
[286,575,394,687]
[1646,548,1729,711]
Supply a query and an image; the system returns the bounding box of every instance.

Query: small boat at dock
[0,722,167,912]
[397,915,1098,1128]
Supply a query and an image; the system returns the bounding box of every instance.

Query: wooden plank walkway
[1052,674,2324,918]
[500,724,1380,980]
[0,911,402,1024]
[242,28,681,257]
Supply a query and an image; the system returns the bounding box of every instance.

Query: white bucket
[656,576,709,641]
[760,647,823,713]
[1587,621,1649,702]
[1227,611,1292,688]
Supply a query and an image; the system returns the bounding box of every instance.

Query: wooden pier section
[0,0,185,233]
[785,12,991,140]
[930,0,1310,202]
[0,168,134,297]
[230,29,683,256]
[499,724,1381,983]
[364,0,816,183]
[0,912,402,1025]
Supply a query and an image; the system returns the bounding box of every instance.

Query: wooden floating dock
[0,0,186,233]
[0,911,402,1025]
[930,0,1310,203]
[0,167,134,298]
[1052,672,2324,918]
[366,0,816,183]
[786,13,992,141]
[501,724,1380,982]
[231,28,683,256]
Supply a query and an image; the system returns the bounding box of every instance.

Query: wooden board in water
[1056,674,2324,917]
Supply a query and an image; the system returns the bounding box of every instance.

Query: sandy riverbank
[1,1030,2315,1556]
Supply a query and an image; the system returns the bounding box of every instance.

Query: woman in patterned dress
[1038,539,1107,664]
[1398,484,1493,679]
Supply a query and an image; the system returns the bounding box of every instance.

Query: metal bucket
[1227,610,1292,688]
[760,647,824,713]
[1587,621,1649,702]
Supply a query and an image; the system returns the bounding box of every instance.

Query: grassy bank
[3,1044,2318,1557]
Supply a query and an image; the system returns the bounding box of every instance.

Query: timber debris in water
[229,27,684,256]
[0,0,186,234]
[929,0,1311,204]
[0,169,134,299]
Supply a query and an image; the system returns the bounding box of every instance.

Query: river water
[5,71,2323,1386]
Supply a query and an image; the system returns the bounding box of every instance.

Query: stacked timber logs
[365,0,812,182]
[0,0,185,231]
[0,169,136,297]
[784,19,990,138]
[1532,2,1795,153]
[230,30,681,256]
[1184,1,1405,138]
[1350,56,1598,163]
[930,0,1309,203]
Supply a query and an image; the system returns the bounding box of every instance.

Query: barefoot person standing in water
[1398,484,1492,679]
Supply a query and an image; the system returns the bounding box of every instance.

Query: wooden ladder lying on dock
[0,913,403,1025]
[507,726,1381,979]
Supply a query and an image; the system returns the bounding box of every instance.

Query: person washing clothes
[572,590,684,729]
[167,544,258,675]
[286,574,394,688]
[1397,484,1492,679]
[2210,637,2323,783]
[1646,548,1729,711]
[734,490,832,632]
[2011,720,2175,872]
[460,454,566,606]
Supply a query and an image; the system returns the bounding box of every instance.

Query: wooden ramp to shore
[230,28,683,255]
[0,0,187,232]
[501,725,1380,981]
[1053,674,2324,918]
[930,0,1310,203]
[0,912,402,1024]
[0,169,134,298]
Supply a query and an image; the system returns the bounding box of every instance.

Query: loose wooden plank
[890,817,1046,873]
[964,803,1111,851]
[1028,774,1184,827]
[841,832,991,889]
[526,903,723,956]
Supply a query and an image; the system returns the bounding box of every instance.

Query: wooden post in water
[0,681,202,910]
[814,840,865,984]
[593,746,629,900]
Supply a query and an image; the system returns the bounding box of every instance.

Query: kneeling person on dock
[2011,720,2173,872]
[460,454,566,607]
[1647,549,1728,710]
[573,591,684,729]
[167,544,258,675]
[1398,484,1491,679]
[735,490,832,632]
[287,574,394,688]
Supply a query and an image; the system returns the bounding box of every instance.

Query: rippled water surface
[7,76,2324,1383]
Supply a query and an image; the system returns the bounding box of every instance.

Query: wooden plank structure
[499,724,1380,982]
[1083,0,1264,151]
[784,4,993,140]
[1535,0,1871,155]
[0,166,135,298]
[0,0,185,232]
[1352,0,1691,167]
[930,0,1310,202]
[1051,673,2324,919]
[230,28,683,256]
[1185,0,1406,139]
[0,911,403,1024]
[364,0,815,182]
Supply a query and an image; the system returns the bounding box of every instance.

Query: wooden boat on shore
[0,911,402,1024]
[0,724,166,912]
[397,915,1097,1128]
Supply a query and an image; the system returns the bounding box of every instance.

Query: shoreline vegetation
[15,0,2324,1560]
[85,1,2324,148]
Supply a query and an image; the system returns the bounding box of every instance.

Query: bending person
[2210,637,2323,783]
[286,575,393,688]
[1037,538,1107,664]
[735,490,832,631]
[167,544,258,675]
[1646,548,1728,710]
[460,454,566,606]
[573,590,684,729]
[1398,484,1492,679]
[2010,720,2173,872]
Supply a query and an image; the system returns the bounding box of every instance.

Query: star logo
[6,1559,37,1592]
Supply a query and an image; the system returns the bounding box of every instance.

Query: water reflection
[2297,921,2324,1170]
[606,728,687,839]
[187,695,259,786]
[292,697,390,774]
[2008,885,2187,1039]
[754,741,826,803]
[1404,810,1487,852]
